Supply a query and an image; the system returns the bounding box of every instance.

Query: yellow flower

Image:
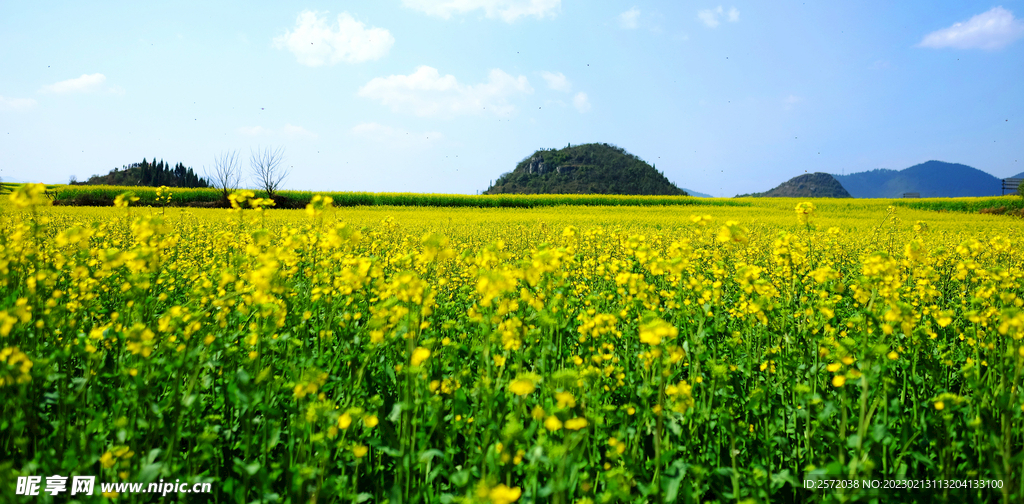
[531,405,546,420]
[353,445,368,458]
[364,415,379,428]
[509,379,536,396]
[410,347,431,367]
[544,416,563,431]
[555,391,575,409]
[716,221,749,245]
[795,201,816,225]
[832,375,846,387]
[338,413,352,429]
[113,192,139,208]
[565,417,588,430]
[639,317,677,346]
[100,451,116,468]
[0,347,33,386]
[689,214,713,226]
[934,401,945,411]
[493,354,507,367]
[488,484,522,504]
[9,183,50,208]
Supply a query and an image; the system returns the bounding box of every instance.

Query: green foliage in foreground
[49,184,748,209]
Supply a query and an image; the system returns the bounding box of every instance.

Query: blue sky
[1,1,1022,196]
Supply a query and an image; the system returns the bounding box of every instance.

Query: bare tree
[205,150,242,203]
[250,146,288,200]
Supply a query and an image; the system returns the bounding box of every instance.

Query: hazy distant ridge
[833,161,1003,198]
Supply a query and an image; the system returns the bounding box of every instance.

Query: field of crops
[46,184,748,209]
[2,184,1023,503]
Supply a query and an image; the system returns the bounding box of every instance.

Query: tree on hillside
[206,150,242,202]
[82,158,209,188]
[250,146,288,200]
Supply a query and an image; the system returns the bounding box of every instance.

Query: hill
[738,173,851,198]
[484,143,687,196]
[833,161,1001,198]
[74,158,209,188]
[682,188,713,198]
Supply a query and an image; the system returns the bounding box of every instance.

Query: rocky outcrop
[526,155,549,175]
[523,157,579,175]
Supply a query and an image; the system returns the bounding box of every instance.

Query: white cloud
[619,7,640,29]
[540,71,571,92]
[273,11,394,66]
[239,126,273,136]
[573,92,591,113]
[698,6,739,28]
[918,7,1024,50]
[358,65,533,117]
[283,124,318,139]
[351,122,443,147]
[403,0,560,23]
[40,73,106,94]
[697,7,721,27]
[0,95,37,110]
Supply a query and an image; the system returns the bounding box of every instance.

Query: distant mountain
[682,188,713,198]
[485,143,687,196]
[833,161,1001,198]
[1011,171,1024,179]
[738,173,851,198]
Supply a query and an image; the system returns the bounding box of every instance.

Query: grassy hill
[833,161,1001,198]
[737,173,851,198]
[484,143,687,196]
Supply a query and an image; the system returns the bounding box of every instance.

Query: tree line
[73,158,210,188]
[71,147,290,203]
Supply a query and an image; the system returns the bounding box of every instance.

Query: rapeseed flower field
[2,184,1023,503]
